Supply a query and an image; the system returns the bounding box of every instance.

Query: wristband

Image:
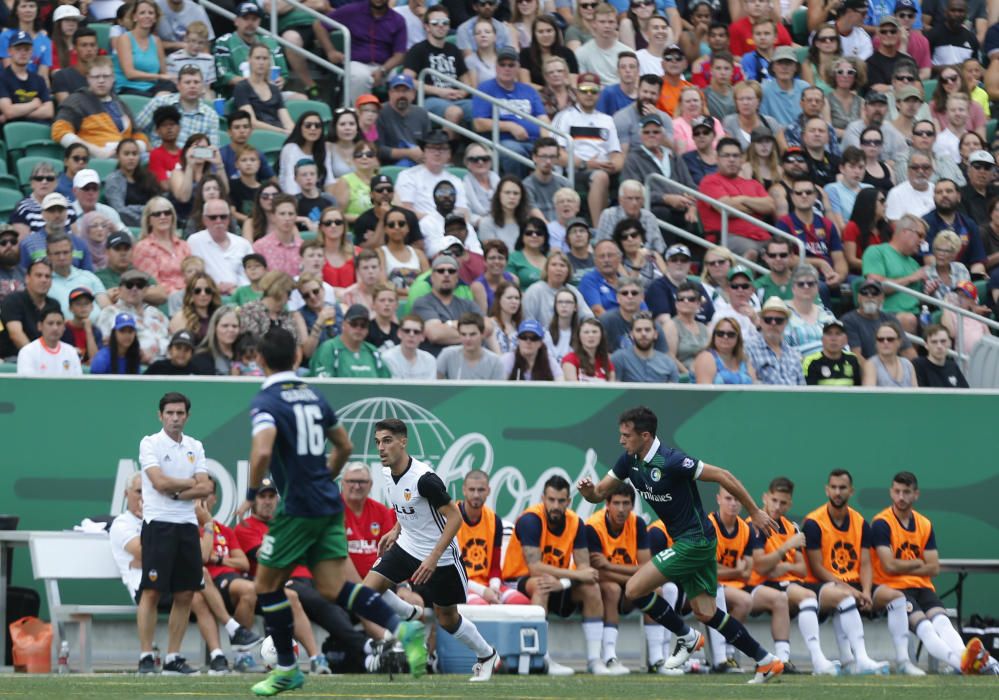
[559,577,571,590]
[245,487,259,501]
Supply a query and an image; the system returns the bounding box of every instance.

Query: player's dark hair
[457,312,485,333]
[464,469,489,484]
[26,258,53,275]
[259,327,296,372]
[828,468,853,485]
[374,418,407,437]
[768,477,794,494]
[159,392,191,413]
[543,475,570,495]
[892,471,918,489]
[607,480,635,504]
[619,406,657,435]
[40,306,65,322]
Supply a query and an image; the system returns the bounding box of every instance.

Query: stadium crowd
[2,0,998,387]
[111,460,999,676]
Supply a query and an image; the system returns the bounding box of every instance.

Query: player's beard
[547,512,564,529]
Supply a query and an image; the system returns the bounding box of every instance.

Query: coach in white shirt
[16,305,82,376]
[187,199,252,296]
[135,392,213,675]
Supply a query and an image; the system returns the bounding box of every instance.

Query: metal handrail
[643,174,806,259]
[199,0,351,107]
[415,68,574,183]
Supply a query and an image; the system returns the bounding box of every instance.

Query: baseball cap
[388,74,414,90]
[760,296,790,317]
[895,0,917,10]
[370,174,393,189]
[751,125,775,142]
[68,287,95,303]
[896,86,923,102]
[879,15,901,28]
[259,477,278,494]
[237,2,262,17]
[577,72,601,87]
[497,46,519,62]
[663,44,683,56]
[955,280,978,301]
[640,114,664,128]
[107,231,133,249]
[665,244,691,260]
[42,193,69,210]
[53,6,83,22]
[170,330,196,348]
[114,312,137,330]
[858,279,883,294]
[782,146,805,160]
[432,254,459,270]
[153,105,182,127]
[73,169,101,189]
[9,30,32,47]
[565,217,590,234]
[517,319,545,338]
[969,150,996,166]
[0,229,17,243]
[823,319,847,333]
[355,93,380,109]
[865,91,889,104]
[120,268,147,283]
[690,115,714,132]
[344,304,370,322]
[420,130,449,148]
[842,0,868,11]
[772,46,798,64]
[727,265,753,281]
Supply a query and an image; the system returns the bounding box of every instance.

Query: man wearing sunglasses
[10,163,78,241]
[745,296,805,385]
[778,177,847,289]
[411,254,485,355]
[885,152,936,221]
[0,229,23,303]
[96,231,168,307]
[840,280,916,359]
[841,91,907,164]
[71,168,127,234]
[959,149,999,227]
[865,16,907,92]
[188,199,254,295]
[802,319,864,385]
[403,6,473,128]
[96,268,171,363]
[310,303,392,378]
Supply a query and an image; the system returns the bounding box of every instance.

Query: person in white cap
[959,149,997,226]
[71,168,127,231]
[18,193,94,271]
[10,161,74,240]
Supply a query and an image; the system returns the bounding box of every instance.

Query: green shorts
[257,510,347,571]
[650,536,718,599]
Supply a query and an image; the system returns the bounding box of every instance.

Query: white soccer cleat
[469,647,499,682]
[812,660,840,676]
[605,658,631,675]
[853,658,891,675]
[588,659,612,675]
[664,630,703,669]
[897,660,926,676]
[546,657,575,676]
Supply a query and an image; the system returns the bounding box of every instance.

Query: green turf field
[0,674,994,699]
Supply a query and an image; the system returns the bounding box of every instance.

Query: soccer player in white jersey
[362,418,500,682]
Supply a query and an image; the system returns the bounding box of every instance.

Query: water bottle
[57,640,70,674]
[919,305,932,328]
[153,644,162,672]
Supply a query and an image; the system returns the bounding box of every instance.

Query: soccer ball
[260,635,301,667]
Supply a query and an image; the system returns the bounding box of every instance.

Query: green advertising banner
[1,377,997,616]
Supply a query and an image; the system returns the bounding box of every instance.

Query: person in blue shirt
[578,405,785,685]
[760,47,809,126]
[921,178,987,275]
[578,240,624,315]
[0,30,51,123]
[89,312,141,374]
[595,51,639,116]
[234,327,426,696]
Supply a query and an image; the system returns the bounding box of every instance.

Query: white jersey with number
[383,457,459,566]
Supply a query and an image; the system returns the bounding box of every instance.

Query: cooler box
[435,604,547,674]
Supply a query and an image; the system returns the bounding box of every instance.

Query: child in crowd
[147,106,182,187]
[230,146,263,226]
[293,160,337,233]
[230,331,263,376]
[63,287,102,365]
[165,21,217,97]
[231,253,268,306]
[741,18,777,81]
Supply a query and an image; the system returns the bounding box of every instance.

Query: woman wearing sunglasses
[242,183,281,242]
[294,272,342,360]
[462,144,499,228]
[57,144,90,201]
[612,218,664,289]
[930,66,986,139]
[315,205,358,291]
[862,320,916,387]
[503,318,563,381]
[692,317,755,384]
[508,217,550,288]
[279,111,334,195]
[661,279,708,376]
[565,0,599,52]
[801,23,841,92]
[783,265,837,357]
[168,272,221,344]
[825,57,865,136]
[132,197,190,293]
[377,207,429,300]
[331,140,379,227]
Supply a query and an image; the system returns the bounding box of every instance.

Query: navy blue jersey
[250,371,341,517]
[610,438,715,543]
[647,525,670,554]
[870,518,936,551]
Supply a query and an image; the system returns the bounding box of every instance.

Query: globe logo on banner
[338,398,455,466]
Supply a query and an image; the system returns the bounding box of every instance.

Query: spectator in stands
[925,229,972,300]
[71,168,127,235]
[522,137,570,225]
[483,279,521,353]
[251,193,302,276]
[375,74,433,166]
[0,0,50,81]
[646,243,711,322]
[783,265,837,357]
[612,218,665,290]
[573,3,627,87]
[340,249,383,312]
[889,82,925,146]
[164,22,216,92]
[760,47,809,126]
[562,317,615,381]
[753,237,796,302]
[89,311,142,374]
[220,111,276,183]
[841,92,910,167]
[0,228,24,302]
[595,51,639,116]
[0,30,52,123]
[503,317,562,380]
[366,282,399,349]
[800,22,840,90]
[0,259,58,360]
[143,329,207,374]
[402,5,472,129]
[518,15,575,91]
[802,318,863,385]
[306,302,388,378]
[840,279,915,359]
[11,164,77,241]
[553,192,587,262]
[519,250,589,323]
[744,296,804,385]
[784,86,840,157]
[702,52,737,121]
[890,1,931,78]
[232,43,293,136]
[153,0,213,51]
[102,141,160,228]
[895,119,963,186]
[395,130,468,220]
[660,279,708,375]
[959,149,997,227]
[542,287,579,363]
[506,217,547,288]
[923,179,987,276]
[778,180,848,289]
[930,63,986,137]
[411,254,483,355]
[609,310,679,382]
[460,144,498,229]
[864,319,917,386]
[420,181,484,260]
[655,44,693,117]
[841,188,888,275]
[112,0,174,96]
[134,64,218,148]
[275,114,331,196]
[473,46,549,177]
[456,0,511,58]
[579,239,625,316]
[435,310,503,379]
[799,116,838,188]
[169,272,221,344]
[739,17,778,82]
[698,138,775,260]
[612,74,673,154]
[187,200,253,296]
[378,207,429,300]
[62,286,100,365]
[231,254,267,306]
[131,197,189,293]
[46,233,108,319]
[856,126,897,198]
[51,27,99,103]
[189,305,240,375]
[470,240,512,313]
[722,80,781,152]
[637,14,674,78]
[213,3,289,97]
[537,55,576,119]
[886,151,935,220]
[315,0,406,103]
[594,180,667,255]
[866,16,906,91]
[293,273,339,359]
[941,278,988,352]
[15,305,80,376]
[55,144,89,202]
[96,231,165,303]
[381,312,438,379]
[927,0,979,66]
[915,323,969,387]
[862,214,926,332]
[239,270,304,346]
[622,114,696,230]
[824,146,872,233]
[693,315,755,384]
[329,142,377,229]
[728,0,791,57]
[712,262,762,340]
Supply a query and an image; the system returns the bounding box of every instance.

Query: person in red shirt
[728,0,793,57]
[697,137,776,261]
[235,478,373,673]
[148,106,182,186]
